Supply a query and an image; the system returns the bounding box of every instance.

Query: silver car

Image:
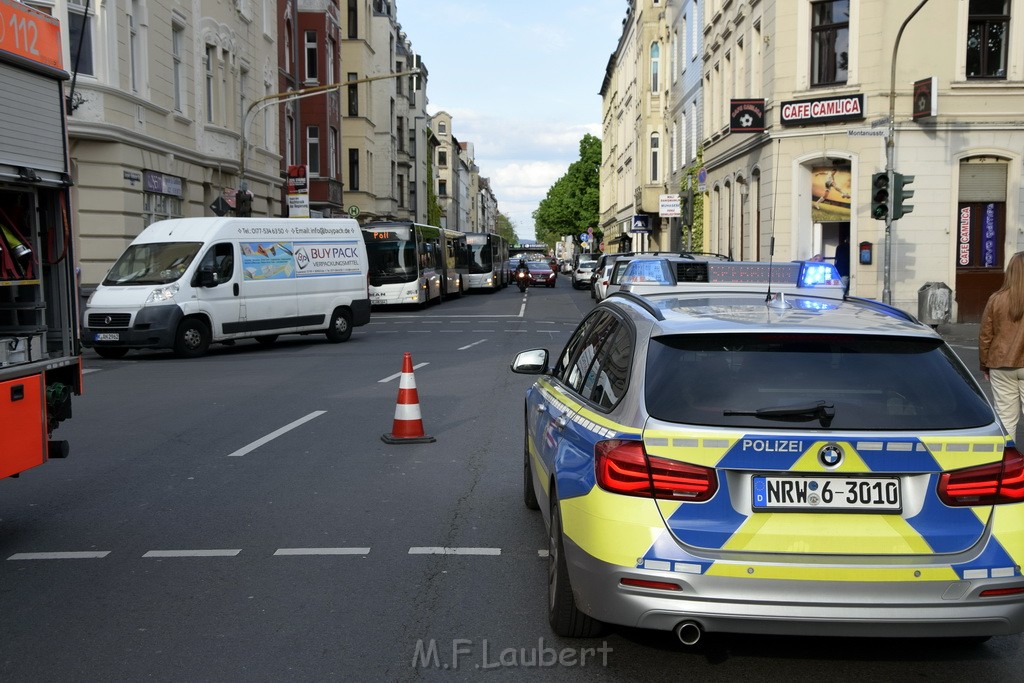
[513,259,1024,644]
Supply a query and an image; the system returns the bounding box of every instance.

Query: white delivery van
[82,217,370,358]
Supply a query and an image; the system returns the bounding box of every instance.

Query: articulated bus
[465,233,509,291]
[362,221,467,306]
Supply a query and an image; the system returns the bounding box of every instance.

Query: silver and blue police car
[512,259,1024,644]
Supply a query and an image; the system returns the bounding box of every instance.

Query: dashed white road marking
[458,339,488,350]
[143,549,241,558]
[274,547,371,556]
[378,362,429,383]
[408,547,501,556]
[227,411,326,457]
[8,551,111,560]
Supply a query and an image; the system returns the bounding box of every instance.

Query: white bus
[465,233,509,291]
[363,222,467,306]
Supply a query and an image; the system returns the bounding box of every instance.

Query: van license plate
[95,332,120,342]
[752,476,901,512]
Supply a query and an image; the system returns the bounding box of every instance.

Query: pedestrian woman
[979,251,1024,441]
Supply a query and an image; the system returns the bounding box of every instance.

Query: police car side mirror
[511,349,549,375]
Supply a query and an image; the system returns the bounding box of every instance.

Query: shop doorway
[955,202,1005,322]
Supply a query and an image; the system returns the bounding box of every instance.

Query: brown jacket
[979,291,1024,371]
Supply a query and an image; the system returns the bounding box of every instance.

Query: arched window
[650,133,660,183]
[650,43,660,91]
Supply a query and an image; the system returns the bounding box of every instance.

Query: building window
[143,192,183,227]
[348,149,360,191]
[326,37,336,85]
[348,0,358,39]
[284,21,292,71]
[285,115,294,167]
[967,0,1009,79]
[172,23,184,112]
[439,180,447,196]
[650,42,660,91]
[650,133,660,183]
[438,150,447,167]
[307,126,320,176]
[811,0,849,86]
[397,174,405,207]
[397,117,405,152]
[67,0,94,76]
[128,1,139,91]
[205,45,216,123]
[329,127,338,177]
[438,121,447,135]
[305,30,318,81]
[347,73,359,116]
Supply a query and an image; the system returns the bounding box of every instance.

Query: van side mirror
[197,264,219,287]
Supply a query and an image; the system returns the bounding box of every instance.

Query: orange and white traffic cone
[381,352,436,444]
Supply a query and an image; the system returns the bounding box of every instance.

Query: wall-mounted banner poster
[811,165,852,222]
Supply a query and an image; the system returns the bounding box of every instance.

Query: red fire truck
[0,0,82,480]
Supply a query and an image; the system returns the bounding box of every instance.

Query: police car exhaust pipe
[674,621,703,646]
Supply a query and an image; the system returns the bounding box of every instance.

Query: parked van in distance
[83,217,370,358]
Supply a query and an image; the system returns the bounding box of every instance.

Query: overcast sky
[396,0,627,241]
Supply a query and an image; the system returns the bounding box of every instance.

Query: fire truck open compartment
[0,0,81,478]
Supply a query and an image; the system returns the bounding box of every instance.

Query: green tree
[681,147,705,251]
[532,134,601,252]
[495,211,518,245]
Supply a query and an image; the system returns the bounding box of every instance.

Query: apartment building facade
[702,0,1024,321]
[56,0,281,287]
[601,0,705,254]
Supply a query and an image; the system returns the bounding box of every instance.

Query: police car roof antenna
[765,139,782,305]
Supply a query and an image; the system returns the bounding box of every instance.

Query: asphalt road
[1,279,1022,681]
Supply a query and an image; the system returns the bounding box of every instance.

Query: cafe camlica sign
[780,94,865,126]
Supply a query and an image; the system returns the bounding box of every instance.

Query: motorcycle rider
[515,258,530,291]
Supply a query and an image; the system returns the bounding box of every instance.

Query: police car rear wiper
[724,401,835,428]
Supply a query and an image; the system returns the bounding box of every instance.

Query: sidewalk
[934,321,980,350]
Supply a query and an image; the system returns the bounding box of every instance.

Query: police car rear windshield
[645,334,992,431]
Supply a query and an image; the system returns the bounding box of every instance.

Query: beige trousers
[988,367,1024,440]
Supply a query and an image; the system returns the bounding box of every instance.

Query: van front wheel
[325,309,352,343]
[174,318,211,358]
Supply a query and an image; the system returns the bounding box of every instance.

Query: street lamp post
[238,69,420,192]
[882,0,931,305]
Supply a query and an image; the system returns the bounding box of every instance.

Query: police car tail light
[595,440,717,502]
[938,447,1024,506]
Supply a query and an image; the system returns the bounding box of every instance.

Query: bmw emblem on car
[819,443,843,468]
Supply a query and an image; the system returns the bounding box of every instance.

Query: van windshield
[103,242,202,286]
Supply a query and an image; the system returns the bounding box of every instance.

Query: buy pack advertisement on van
[82,218,371,358]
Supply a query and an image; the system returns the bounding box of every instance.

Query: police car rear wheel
[548,495,604,637]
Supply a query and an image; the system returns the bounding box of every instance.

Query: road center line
[226,411,326,457]
[8,551,110,560]
[274,547,371,556]
[143,549,241,558]
[458,339,488,350]
[378,362,429,383]
[408,547,501,556]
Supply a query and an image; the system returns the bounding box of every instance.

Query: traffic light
[870,172,890,221]
[892,172,915,220]
[235,190,252,217]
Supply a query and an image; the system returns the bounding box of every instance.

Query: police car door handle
[535,403,547,413]
[554,413,569,429]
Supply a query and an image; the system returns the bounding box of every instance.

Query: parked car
[572,259,597,289]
